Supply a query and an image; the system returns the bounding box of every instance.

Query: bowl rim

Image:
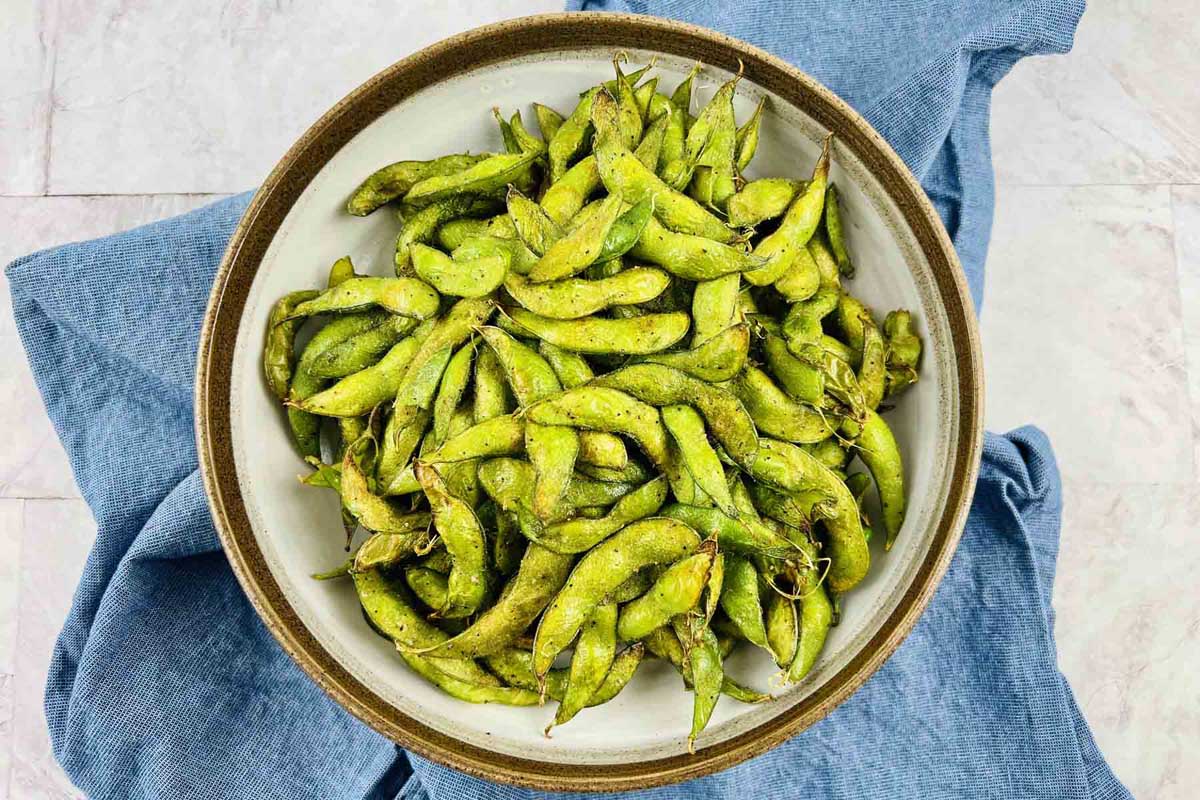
[195,11,983,792]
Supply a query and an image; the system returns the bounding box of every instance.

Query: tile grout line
[37,0,60,197]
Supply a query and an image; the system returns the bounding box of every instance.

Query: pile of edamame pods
[264,56,921,750]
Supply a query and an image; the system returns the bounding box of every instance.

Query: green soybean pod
[590,364,759,468]
[540,156,602,226]
[486,648,569,700]
[525,386,671,472]
[835,293,874,367]
[774,243,820,303]
[508,109,546,155]
[634,112,669,171]
[719,556,769,649]
[395,196,501,274]
[376,406,430,489]
[287,276,441,321]
[726,178,801,229]
[552,600,618,728]
[855,409,906,550]
[526,423,580,521]
[415,462,488,619]
[661,404,737,516]
[352,569,498,685]
[422,413,524,464]
[404,149,540,207]
[346,154,488,217]
[536,476,669,554]
[746,438,869,593]
[762,332,822,405]
[743,137,830,287]
[506,187,563,256]
[764,591,798,668]
[691,273,741,346]
[400,653,541,706]
[534,103,565,142]
[417,543,574,659]
[432,343,475,445]
[353,528,433,573]
[857,317,887,412]
[595,199,655,264]
[298,321,432,417]
[532,517,701,677]
[343,446,434,538]
[503,268,669,320]
[503,307,690,356]
[492,509,526,577]
[670,62,702,114]
[548,87,600,184]
[307,315,420,379]
[394,297,495,408]
[660,503,798,560]
[883,309,922,398]
[473,347,513,422]
[617,542,716,641]
[673,613,722,752]
[824,184,854,277]
[437,215,517,249]
[729,365,836,445]
[734,97,765,173]
[611,56,644,148]
[628,215,763,282]
[636,323,749,383]
[528,193,624,283]
[538,340,595,388]
[405,567,449,611]
[264,289,319,400]
[410,243,507,298]
[593,94,737,245]
[787,580,833,683]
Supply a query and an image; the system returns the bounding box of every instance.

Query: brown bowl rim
[194,11,984,792]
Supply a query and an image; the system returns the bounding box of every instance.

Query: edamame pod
[635,323,749,382]
[729,365,837,444]
[854,409,906,549]
[533,517,701,677]
[535,476,669,554]
[745,438,869,592]
[287,277,440,320]
[503,268,669,320]
[416,543,574,659]
[661,503,798,559]
[410,243,506,298]
[662,405,737,516]
[416,463,488,619]
[346,154,487,216]
[553,600,617,727]
[404,150,541,207]
[629,215,763,281]
[525,386,671,471]
[617,542,716,641]
[503,308,690,355]
[264,290,319,400]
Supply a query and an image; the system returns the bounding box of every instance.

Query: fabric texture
[5,0,1130,798]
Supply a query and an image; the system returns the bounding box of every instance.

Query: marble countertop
[1,2,1196,798]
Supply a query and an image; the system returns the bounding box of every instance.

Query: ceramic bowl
[195,11,983,792]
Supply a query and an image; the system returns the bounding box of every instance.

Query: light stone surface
[2,1,1197,798]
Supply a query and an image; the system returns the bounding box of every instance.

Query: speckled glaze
[195,12,983,792]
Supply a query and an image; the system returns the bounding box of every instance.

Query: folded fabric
[6,0,1130,798]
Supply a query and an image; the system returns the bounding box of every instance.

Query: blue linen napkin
[6,1,1130,798]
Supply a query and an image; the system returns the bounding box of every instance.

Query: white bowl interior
[228,49,960,763]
